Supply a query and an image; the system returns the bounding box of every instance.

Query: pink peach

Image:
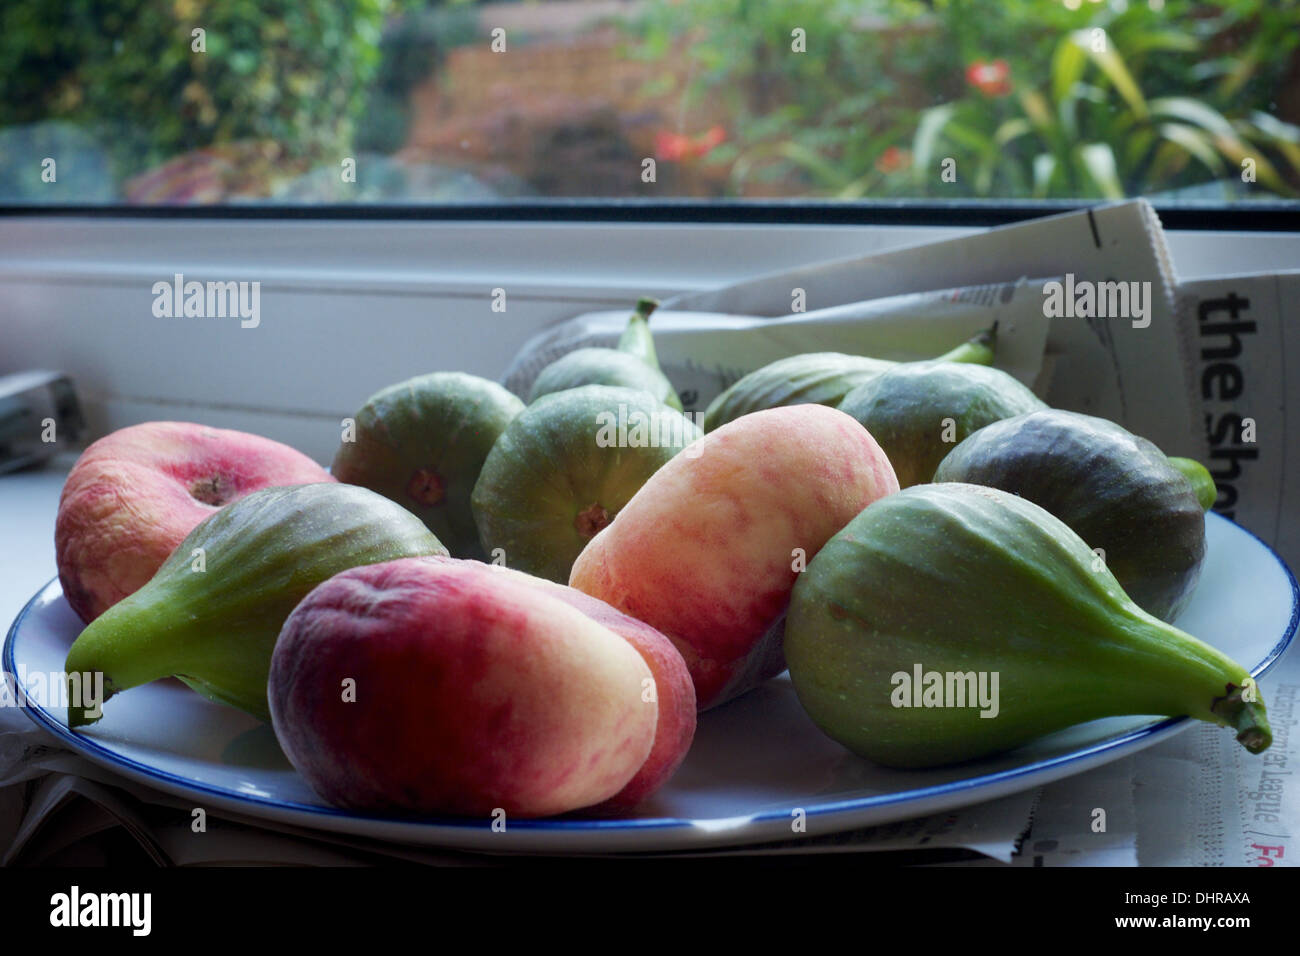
[55,421,334,622]
[268,557,657,819]
[570,404,899,710]
[427,556,695,813]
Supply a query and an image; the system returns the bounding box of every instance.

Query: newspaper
[0,709,1039,864]
[1175,271,1299,575]
[503,279,1056,411]
[949,755,1141,867]
[506,198,1204,470]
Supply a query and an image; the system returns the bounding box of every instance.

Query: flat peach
[56,421,333,622]
[571,405,898,709]
[269,557,657,818]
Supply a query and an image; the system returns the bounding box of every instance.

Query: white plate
[6,511,1296,854]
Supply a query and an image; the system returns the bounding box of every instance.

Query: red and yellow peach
[268,557,659,818]
[570,404,899,709]
[55,421,334,622]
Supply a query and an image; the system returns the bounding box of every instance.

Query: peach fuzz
[268,557,658,819]
[426,556,695,813]
[569,404,899,710]
[56,421,333,623]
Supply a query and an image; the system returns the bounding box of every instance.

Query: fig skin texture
[471,385,701,583]
[63,483,447,726]
[934,408,1207,622]
[528,297,682,411]
[701,325,997,433]
[838,361,1045,488]
[529,349,682,411]
[785,483,1268,769]
[332,372,524,560]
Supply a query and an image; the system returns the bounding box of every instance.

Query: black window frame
[3,199,1299,231]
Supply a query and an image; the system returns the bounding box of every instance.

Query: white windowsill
[1,214,1297,462]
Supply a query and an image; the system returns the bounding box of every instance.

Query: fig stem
[67,677,115,729]
[1211,682,1272,754]
[935,323,997,366]
[1168,456,1218,512]
[618,298,662,369]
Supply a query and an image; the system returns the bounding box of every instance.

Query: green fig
[331,371,524,559]
[933,409,1206,622]
[700,324,998,433]
[528,298,683,411]
[471,385,701,583]
[64,483,447,726]
[837,361,1045,487]
[785,483,1270,769]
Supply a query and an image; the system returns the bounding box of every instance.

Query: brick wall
[399,25,736,196]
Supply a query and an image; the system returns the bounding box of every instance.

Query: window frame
[4,199,1300,231]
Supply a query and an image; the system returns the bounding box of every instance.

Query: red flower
[654,132,691,162]
[697,125,726,152]
[966,59,1012,97]
[875,146,911,174]
[655,125,727,162]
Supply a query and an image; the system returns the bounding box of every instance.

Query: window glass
[2,0,1297,205]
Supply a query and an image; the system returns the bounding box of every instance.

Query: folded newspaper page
[949,756,1141,867]
[1174,270,1299,571]
[507,200,1197,458]
[504,280,1054,413]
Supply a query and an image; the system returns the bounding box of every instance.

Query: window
[2,0,1298,208]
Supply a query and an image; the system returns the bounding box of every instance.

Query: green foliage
[632,0,934,197]
[4,0,1296,202]
[631,0,1300,200]
[0,0,395,184]
[912,3,1300,198]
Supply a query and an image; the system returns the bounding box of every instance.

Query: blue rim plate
[6,511,1296,854]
